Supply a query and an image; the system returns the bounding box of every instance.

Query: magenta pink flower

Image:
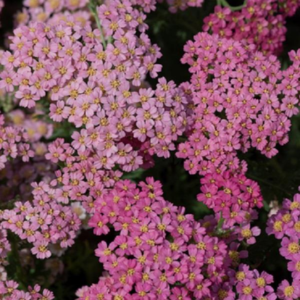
[278,280,300,300]
[31,240,51,259]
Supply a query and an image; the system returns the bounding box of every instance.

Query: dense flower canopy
[0,0,300,299]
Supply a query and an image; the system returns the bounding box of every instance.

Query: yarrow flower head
[75,177,274,299]
[180,32,300,170]
[277,279,300,300]
[0,0,189,275]
[1,0,299,297]
[2,0,189,173]
[267,190,300,285]
[2,180,81,259]
[203,0,300,56]
[176,32,300,225]
[15,0,205,28]
[0,280,54,300]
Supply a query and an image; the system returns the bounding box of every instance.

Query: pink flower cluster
[277,280,300,300]
[0,114,34,170]
[76,177,274,299]
[1,181,81,259]
[0,153,56,203]
[180,32,298,162]
[177,32,300,222]
[1,0,299,297]
[200,213,262,252]
[1,129,128,258]
[45,137,125,210]
[8,109,53,143]
[15,0,205,28]
[267,191,300,297]
[203,0,300,56]
[0,280,54,300]
[180,33,299,159]
[2,0,189,172]
[83,177,230,299]
[231,264,276,300]
[278,0,300,16]
[197,171,263,228]
[15,0,90,27]
[78,265,277,300]
[176,31,300,221]
[0,109,56,202]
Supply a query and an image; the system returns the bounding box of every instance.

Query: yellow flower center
[288,242,299,254]
[284,286,294,297]
[243,286,252,295]
[256,277,266,287]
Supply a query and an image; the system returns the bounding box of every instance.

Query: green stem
[95,13,107,49]
[88,0,107,49]
[220,0,247,11]
[216,212,225,233]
